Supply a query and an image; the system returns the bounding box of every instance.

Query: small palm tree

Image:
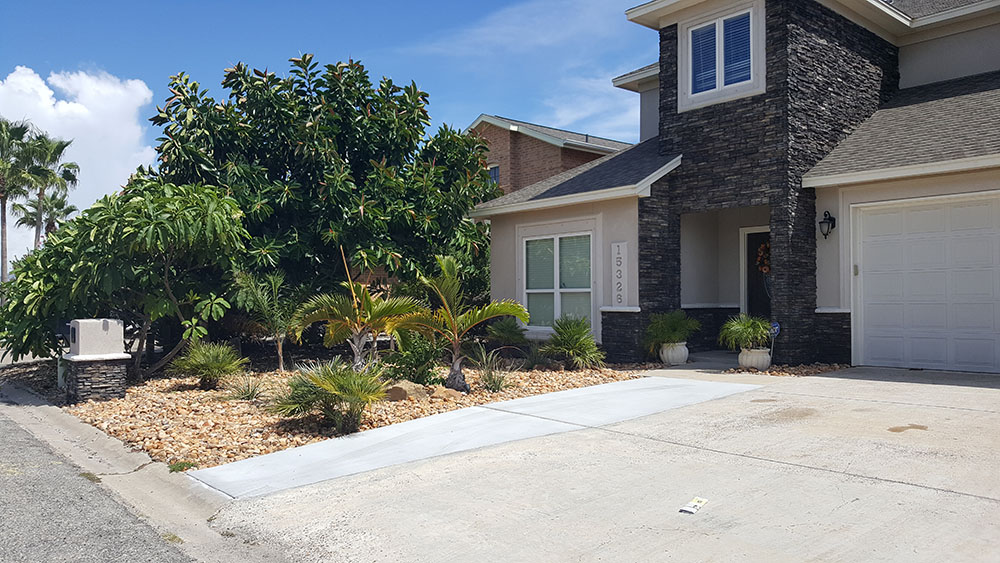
[233,270,300,372]
[293,281,421,370]
[0,118,32,281]
[404,256,529,392]
[11,192,78,238]
[24,133,78,249]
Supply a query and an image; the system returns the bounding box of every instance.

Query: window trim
[522,231,594,329]
[677,0,766,113]
[487,164,500,185]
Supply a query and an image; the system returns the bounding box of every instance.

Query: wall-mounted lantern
[818,211,837,239]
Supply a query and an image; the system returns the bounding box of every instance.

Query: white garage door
[859,195,1000,373]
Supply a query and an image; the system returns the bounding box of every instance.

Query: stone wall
[683,307,741,352]
[64,359,128,404]
[602,311,647,363]
[814,312,852,365]
[627,0,897,365]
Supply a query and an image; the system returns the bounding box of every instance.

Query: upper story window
[488,165,500,184]
[678,0,765,112]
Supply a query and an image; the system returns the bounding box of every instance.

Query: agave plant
[293,281,421,370]
[403,256,529,392]
[270,359,386,433]
[541,316,605,370]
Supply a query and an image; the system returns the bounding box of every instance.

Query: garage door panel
[860,195,1000,374]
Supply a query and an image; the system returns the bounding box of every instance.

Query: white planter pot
[659,342,689,366]
[738,348,772,370]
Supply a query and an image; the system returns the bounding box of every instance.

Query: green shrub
[644,310,701,355]
[718,314,772,350]
[486,317,528,346]
[522,342,551,370]
[541,317,605,370]
[270,359,387,433]
[169,341,249,390]
[225,375,268,401]
[384,331,444,385]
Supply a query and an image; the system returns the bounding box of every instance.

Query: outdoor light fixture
[818,211,837,239]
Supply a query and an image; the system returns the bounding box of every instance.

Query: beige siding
[488,198,640,341]
[899,22,1000,88]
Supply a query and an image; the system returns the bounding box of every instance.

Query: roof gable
[465,114,632,155]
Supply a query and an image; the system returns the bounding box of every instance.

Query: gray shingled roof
[476,138,676,211]
[806,71,1000,180]
[880,0,988,18]
[488,115,633,152]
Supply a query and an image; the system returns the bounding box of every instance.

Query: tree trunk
[444,354,470,393]
[1,195,7,283]
[33,187,43,250]
[276,335,285,372]
[148,338,187,375]
[131,317,152,382]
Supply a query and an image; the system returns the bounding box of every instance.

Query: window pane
[561,292,592,322]
[526,238,554,290]
[527,293,555,327]
[559,235,591,289]
[488,166,500,184]
[691,23,717,94]
[723,13,751,85]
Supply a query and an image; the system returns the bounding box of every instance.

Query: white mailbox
[66,319,129,359]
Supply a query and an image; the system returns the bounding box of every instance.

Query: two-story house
[465,114,631,194]
[472,0,1000,374]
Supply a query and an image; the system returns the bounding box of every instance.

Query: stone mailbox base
[62,354,131,403]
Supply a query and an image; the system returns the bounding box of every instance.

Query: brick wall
[618,0,897,365]
[471,122,610,194]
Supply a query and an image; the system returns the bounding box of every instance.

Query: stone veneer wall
[683,308,741,352]
[622,0,897,365]
[814,312,852,365]
[65,359,128,403]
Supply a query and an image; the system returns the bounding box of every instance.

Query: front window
[690,11,752,95]
[678,1,764,112]
[524,234,591,327]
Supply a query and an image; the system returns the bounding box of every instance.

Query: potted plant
[644,310,701,366]
[718,314,773,370]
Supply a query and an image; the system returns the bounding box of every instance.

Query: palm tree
[25,134,78,249]
[11,192,78,238]
[404,256,528,392]
[0,118,32,281]
[233,270,300,372]
[293,281,422,370]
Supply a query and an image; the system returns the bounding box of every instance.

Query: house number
[611,242,628,306]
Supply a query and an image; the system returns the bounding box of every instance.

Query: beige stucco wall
[815,168,1000,310]
[899,22,1000,88]
[680,206,770,307]
[488,197,640,341]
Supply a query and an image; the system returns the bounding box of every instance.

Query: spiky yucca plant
[270,359,386,433]
[541,316,605,370]
[169,341,249,390]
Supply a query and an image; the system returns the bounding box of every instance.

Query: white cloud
[537,73,640,143]
[0,66,156,261]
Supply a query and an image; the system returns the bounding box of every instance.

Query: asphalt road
[0,407,192,563]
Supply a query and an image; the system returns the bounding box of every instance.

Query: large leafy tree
[0,118,32,282]
[148,54,497,292]
[0,180,247,372]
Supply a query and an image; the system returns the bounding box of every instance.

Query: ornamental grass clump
[541,316,605,370]
[225,375,268,401]
[168,341,249,390]
[643,310,701,355]
[470,343,519,392]
[270,359,386,434]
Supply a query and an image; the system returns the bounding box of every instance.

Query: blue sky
[0,0,656,259]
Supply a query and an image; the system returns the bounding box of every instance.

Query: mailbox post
[62,319,131,403]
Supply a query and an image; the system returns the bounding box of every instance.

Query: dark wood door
[746,231,771,318]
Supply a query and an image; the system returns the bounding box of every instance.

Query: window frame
[522,231,593,329]
[487,164,500,185]
[677,0,766,113]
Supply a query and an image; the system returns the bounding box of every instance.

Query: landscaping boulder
[430,386,464,401]
[385,380,429,402]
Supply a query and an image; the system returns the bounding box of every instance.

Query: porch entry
[740,227,771,318]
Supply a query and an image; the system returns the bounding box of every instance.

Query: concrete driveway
[211,367,1000,562]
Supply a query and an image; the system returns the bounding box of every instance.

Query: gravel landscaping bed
[724,363,850,377]
[65,366,646,469]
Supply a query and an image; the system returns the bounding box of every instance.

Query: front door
[745,231,771,318]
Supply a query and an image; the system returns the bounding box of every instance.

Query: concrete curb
[0,382,287,563]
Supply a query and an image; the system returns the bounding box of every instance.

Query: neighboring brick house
[473,0,1000,375]
[465,115,631,194]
